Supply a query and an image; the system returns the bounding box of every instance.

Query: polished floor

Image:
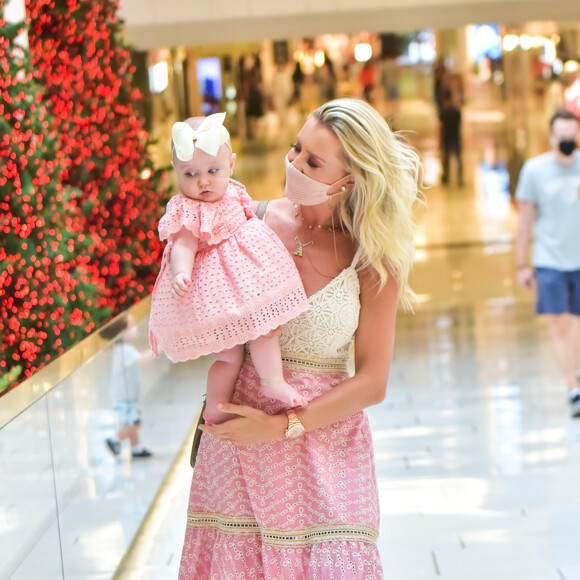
[111,92,580,579]
[5,90,580,579]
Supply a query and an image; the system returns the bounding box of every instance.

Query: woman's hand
[199,402,287,446]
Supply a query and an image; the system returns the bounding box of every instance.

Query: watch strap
[285,409,304,438]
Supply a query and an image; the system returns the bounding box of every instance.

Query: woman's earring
[341,186,346,191]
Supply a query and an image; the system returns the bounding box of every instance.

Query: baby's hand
[172,273,191,299]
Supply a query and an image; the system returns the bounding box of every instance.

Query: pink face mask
[284,155,350,206]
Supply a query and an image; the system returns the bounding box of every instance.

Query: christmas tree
[25,0,167,308]
[0,7,109,389]
[1,0,169,392]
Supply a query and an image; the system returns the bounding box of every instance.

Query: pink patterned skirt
[179,357,384,579]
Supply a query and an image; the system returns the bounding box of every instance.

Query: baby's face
[174,144,236,203]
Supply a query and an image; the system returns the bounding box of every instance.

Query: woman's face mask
[284,155,350,206]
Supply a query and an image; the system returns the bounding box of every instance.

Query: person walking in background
[245,65,265,140]
[179,98,422,578]
[291,60,304,106]
[433,57,447,112]
[439,89,463,186]
[101,316,153,459]
[360,59,376,103]
[515,108,580,418]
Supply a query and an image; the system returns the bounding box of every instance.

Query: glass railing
[0,297,210,579]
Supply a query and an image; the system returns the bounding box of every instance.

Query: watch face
[286,424,304,438]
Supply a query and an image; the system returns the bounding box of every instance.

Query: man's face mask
[559,140,577,156]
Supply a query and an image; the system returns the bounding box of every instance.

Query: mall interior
[2,0,580,578]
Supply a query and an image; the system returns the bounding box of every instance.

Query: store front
[137,22,580,191]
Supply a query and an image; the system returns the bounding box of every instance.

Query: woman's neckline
[307,265,357,301]
[261,199,360,301]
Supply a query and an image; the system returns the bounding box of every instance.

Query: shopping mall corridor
[105,95,580,580]
[5,94,579,580]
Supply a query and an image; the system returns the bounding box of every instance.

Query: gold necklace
[292,205,343,258]
[293,223,341,257]
[294,203,336,232]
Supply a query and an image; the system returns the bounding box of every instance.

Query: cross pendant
[294,236,313,257]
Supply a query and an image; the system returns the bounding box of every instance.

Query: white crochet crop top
[278,265,361,362]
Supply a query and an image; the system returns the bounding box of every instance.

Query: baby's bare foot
[260,380,308,407]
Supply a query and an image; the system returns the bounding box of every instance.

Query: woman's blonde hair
[312,98,422,311]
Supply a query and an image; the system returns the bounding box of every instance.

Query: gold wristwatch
[285,409,305,439]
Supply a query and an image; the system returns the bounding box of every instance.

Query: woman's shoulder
[259,198,297,236]
[356,261,400,314]
[263,197,293,220]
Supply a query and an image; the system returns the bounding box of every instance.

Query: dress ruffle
[158,180,252,245]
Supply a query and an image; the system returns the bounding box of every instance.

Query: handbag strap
[256,200,268,221]
[190,395,206,469]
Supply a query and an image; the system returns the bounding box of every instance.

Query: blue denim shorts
[535,267,580,315]
[113,401,142,426]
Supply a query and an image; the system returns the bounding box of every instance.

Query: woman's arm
[293,267,398,428]
[170,227,199,298]
[200,268,399,444]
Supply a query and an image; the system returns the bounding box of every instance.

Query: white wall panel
[119,0,580,49]
[212,0,253,20]
[249,0,308,17]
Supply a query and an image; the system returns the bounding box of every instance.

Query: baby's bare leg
[249,334,307,407]
[204,345,244,424]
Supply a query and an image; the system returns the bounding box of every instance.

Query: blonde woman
[180,98,422,579]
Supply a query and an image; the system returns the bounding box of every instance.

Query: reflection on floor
[1,319,212,580]
[117,97,580,578]
[373,304,580,579]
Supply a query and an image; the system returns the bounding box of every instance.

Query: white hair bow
[172,112,230,161]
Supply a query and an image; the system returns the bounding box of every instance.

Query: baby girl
[149,113,309,423]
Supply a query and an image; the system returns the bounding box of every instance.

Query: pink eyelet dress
[149,179,309,362]
[179,247,384,579]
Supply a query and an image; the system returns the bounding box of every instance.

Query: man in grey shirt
[515,108,580,417]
